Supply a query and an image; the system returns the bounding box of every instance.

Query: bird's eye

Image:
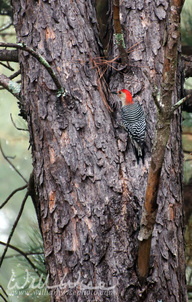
[118,91,122,95]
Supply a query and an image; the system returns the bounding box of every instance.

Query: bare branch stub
[171,94,192,114]
[0,73,21,100]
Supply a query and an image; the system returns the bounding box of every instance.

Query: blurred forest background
[0,0,192,301]
[0,1,48,301]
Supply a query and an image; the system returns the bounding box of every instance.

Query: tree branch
[0,143,28,183]
[0,241,43,278]
[0,73,21,100]
[0,293,8,302]
[0,285,8,298]
[0,21,13,32]
[9,69,21,80]
[137,0,184,279]
[0,285,8,302]
[0,61,14,71]
[0,49,18,62]
[10,113,28,131]
[0,185,27,209]
[4,251,44,259]
[0,192,28,268]
[0,42,65,95]
[171,94,192,114]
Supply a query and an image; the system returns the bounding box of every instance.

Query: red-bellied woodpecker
[112,89,146,164]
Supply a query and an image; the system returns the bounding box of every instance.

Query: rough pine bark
[12,0,187,301]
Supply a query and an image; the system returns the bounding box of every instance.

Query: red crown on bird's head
[117,89,133,105]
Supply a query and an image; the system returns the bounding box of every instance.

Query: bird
[112,89,146,164]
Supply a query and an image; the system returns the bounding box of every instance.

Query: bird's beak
[111,91,117,95]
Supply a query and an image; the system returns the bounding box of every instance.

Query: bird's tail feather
[131,139,145,165]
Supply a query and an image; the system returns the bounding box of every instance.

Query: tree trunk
[12,0,187,301]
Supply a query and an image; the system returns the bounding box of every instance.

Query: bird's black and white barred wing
[121,102,146,145]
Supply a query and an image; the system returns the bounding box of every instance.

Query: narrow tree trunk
[12,0,187,301]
